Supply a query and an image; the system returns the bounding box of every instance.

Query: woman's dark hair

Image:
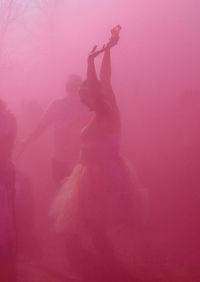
[79,80,102,91]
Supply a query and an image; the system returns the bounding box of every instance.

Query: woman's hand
[106,35,119,49]
[106,25,121,49]
[88,25,121,61]
[88,45,106,62]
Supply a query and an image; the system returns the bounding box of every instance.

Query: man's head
[66,74,82,94]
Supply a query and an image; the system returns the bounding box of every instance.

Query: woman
[52,26,146,281]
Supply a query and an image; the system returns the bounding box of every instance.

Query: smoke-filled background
[1,0,200,281]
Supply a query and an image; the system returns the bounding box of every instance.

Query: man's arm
[23,101,57,145]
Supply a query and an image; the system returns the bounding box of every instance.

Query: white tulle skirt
[51,155,148,230]
[51,156,148,274]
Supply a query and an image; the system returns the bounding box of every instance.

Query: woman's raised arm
[87,45,104,93]
[100,25,121,106]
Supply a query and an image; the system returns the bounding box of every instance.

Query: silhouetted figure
[24,75,89,187]
[0,99,17,282]
[52,27,147,281]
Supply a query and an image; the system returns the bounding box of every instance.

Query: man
[24,74,89,187]
[0,98,17,282]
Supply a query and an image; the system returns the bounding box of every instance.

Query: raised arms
[87,45,105,95]
[100,25,121,106]
[86,26,121,109]
[100,26,121,91]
